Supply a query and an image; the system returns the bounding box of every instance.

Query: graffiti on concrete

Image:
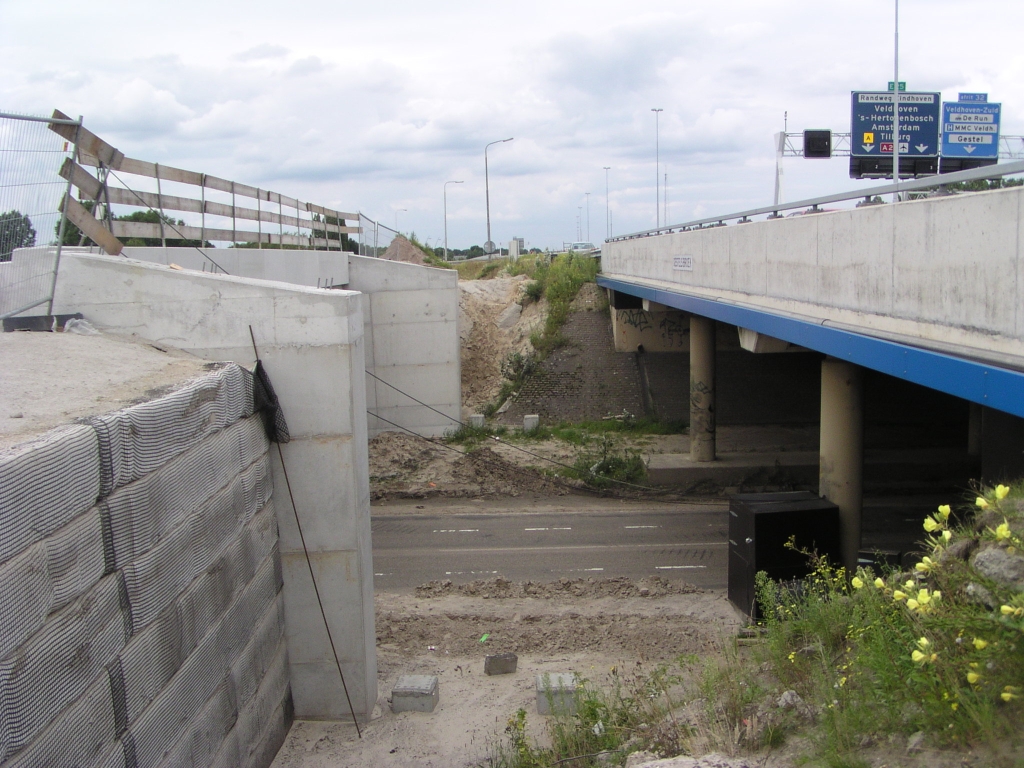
[659,315,688,348]
[618,309,652,332]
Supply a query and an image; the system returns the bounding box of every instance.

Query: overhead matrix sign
[850,91,941,157]
[941,93,1001,159]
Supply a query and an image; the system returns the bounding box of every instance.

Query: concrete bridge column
[819,358,864,574]
[689,315,716,462]
[968,402,983,458]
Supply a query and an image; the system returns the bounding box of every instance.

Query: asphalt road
[371,505,729,592]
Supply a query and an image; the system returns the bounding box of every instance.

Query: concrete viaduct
[598,166,1024,572]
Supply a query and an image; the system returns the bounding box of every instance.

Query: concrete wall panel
[367,363,462,410]
[371,319,459,367]
[120,246,350,288]
[893,188,1019,335]
[368,287,458,324]
[604,186,1024,361]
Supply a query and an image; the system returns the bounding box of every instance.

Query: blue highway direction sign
[942,100,1001,159]
[851,91,941,158]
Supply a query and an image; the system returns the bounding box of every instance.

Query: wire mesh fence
[0,112,78,318]
[356,213,398,258]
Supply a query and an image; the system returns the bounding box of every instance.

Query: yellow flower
[941,530,953,543]
[893,590,907,601]
[937,504,951,520]
[907,598,920,610]
[1001,691,1017,702]
[905,579,916,589]
[911,650,927,663]
[994,520,1012,540]
[967,672,981,684]
[995,484,1010,500]
[973,638,988,651]
[951,702,958,711]
[1002,604,1024,618]
[851,576,864,589]
[788,651,796,663]
[923,516,943,532]
[976,497,990,509]
[915,556,936,573]
[874,577,885,589]
[917,637,931,650]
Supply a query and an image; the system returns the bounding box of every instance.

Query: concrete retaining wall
[0,247,59,317]
[348,254,460,437]
[603,186,1024,361]
[51,252,378,722]
[0,365,287,768]
[116,247,462,438]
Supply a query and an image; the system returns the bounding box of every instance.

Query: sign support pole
[892,0,900,201]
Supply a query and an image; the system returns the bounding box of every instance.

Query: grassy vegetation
[451,258,508,280]
[444,415,682,490]
[484,664,693,767]
[515,252,601,356]
[483,481,1024,766]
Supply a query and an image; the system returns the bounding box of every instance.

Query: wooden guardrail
[48,109,360,253]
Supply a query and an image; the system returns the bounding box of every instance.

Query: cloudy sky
[3,0,1022,250]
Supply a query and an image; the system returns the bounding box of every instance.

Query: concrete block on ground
[469,414,485,429]
[523,415,540,433]
[484,653,518,676]
[392,675,439,713]
[536,673,577,715]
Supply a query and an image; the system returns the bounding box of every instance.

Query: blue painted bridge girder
[597,275,1024,420]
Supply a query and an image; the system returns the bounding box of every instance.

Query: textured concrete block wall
[53,253,378,721]
[0,364,288,768]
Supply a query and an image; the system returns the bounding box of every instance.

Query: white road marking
[445,570,500,576]
[624,525,659,529]
[432,529,480,533]
[524,527,572,531]
[655,565,708,570]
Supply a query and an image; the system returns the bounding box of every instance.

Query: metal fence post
[45,115,83,316]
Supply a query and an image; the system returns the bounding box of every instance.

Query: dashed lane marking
[432,529,481,533]
[655,565,708,570]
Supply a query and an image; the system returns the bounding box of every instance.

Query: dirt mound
[414,576,701,600]
[375,606,717,658]
[459,276,545,415]
[380,235,428,265]
[369,431,571,499]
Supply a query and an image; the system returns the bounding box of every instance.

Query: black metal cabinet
[728,491,842,618]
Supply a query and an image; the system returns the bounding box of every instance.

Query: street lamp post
[584,192,590,242]
[603,167,610,241]
[652,108,663,229]
[444,180,463,262]
[484,137,513,258]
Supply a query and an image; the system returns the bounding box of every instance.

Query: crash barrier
[0,363,291,768]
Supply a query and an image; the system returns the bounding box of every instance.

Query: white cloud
[234,44,290,62]
[1,0,1022,247]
